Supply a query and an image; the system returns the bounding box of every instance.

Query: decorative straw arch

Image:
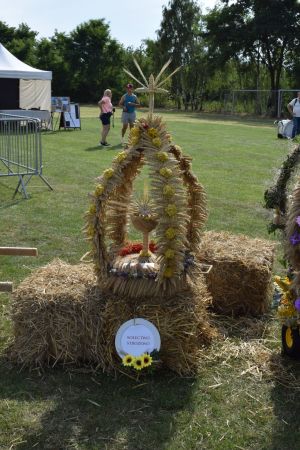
[85,115,207,296]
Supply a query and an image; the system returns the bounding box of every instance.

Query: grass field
[1,108,300,450]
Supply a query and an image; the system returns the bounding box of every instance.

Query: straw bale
[198,231,275,316]
[9,259,217,376]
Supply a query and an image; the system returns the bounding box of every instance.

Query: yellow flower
[165,249,175,259]
[159,168,172,178]
[95,184,104,196]
[103,168,114,179]
[130,127,141,138]
[86,225,95,237]
[156,151,169,162]
[152,137,162,148]
[165,204,177,217]
[133,356,144,370]
[165,227,176,239]
[274,275,292,292]
[164,267,174,278]
[131,136,140,146]
[89,204,96,214]
[115,151,127,162]
[147,127,158,138]
[140,249,152,257]
[142,353,152,367]
[122,354,134,367]
[278,304,296,318]
[163,185,175,196]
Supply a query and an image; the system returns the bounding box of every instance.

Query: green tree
[205,0,300,113]
[157,0,203,108]
[36,33,72,96]
[67,19,125,103]
[0,21,38,65]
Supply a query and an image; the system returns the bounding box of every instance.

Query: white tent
[0,43,52,111]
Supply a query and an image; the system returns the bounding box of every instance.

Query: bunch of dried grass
[9,259,217,376]
[198,231,275,316]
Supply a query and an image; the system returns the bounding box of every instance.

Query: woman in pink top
[98,89,113,146]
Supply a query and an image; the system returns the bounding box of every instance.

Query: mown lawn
[1,107,300,450]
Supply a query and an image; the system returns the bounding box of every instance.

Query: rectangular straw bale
[198,231,275,316]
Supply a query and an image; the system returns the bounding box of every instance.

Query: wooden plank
[0,247,38,257]
[0,282,13,293]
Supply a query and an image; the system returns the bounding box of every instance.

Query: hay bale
[98,279,217,376]
[9,259,102,367]
[9,259,217,376]
[198,231,275,316]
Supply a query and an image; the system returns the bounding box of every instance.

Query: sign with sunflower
[115,318,161,370]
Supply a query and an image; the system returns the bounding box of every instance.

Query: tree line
[1,0,300,115]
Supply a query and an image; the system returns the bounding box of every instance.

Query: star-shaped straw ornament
[123,58,181,115]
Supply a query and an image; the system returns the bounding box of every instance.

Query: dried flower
[165,204,177,217]
[156,151,169,162]
[165,249,175,259]
[163,267,174,278]
[95,184,104,196]
[147,127,158,138]
[152,137,162,148]
[115,151,127,162]
[159,168,172,178]
[294,298,300,311]
[165,227,176,239]
[290,232,300,246]
[163,185,175,196]
[103,168,114,179]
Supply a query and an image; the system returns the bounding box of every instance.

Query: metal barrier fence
[0,113,52,198]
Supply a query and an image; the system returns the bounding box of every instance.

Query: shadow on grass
[84,144,121,152]
[270,354,300,450]
[0,358,197,450]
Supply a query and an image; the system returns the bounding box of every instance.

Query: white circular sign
[115,318,161,358]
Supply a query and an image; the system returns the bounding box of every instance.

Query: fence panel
[0,113,52,198]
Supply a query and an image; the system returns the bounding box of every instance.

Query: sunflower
[122,354,134,367]
[142,353,153,367]
[133,356,144,370]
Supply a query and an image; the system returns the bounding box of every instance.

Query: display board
[51,96,70,113]
[59,103,81,129]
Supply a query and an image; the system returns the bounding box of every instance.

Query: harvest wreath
[84,115,207,296]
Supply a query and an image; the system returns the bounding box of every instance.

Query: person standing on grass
[98,89,114,146]
[119,83,140,145]
[287,91,300,139]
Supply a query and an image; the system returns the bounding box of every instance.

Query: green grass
[1,108,300,450]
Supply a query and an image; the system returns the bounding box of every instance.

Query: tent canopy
[0,43,52,80]
[0,43,52,111]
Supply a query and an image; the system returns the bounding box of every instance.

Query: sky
[1,0,218,48]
